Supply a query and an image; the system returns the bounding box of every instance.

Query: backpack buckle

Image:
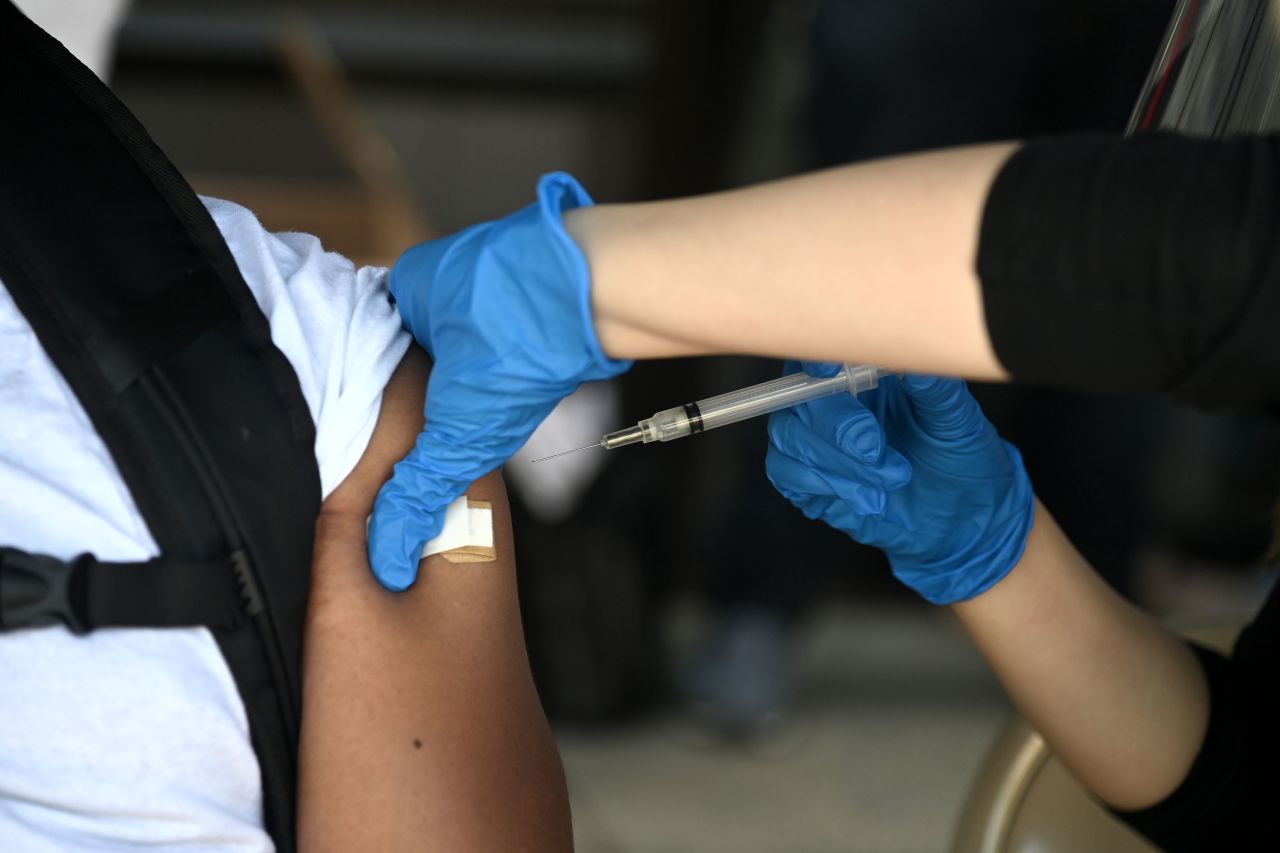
[0,547,90,635]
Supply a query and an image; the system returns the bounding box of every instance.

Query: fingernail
[853,429,879,458]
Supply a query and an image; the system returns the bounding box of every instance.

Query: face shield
[1131,0,1280,134]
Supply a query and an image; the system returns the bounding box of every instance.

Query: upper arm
[296,346,572,852]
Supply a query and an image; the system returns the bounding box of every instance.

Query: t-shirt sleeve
[977,132,1280,412]
[201,197,412,498]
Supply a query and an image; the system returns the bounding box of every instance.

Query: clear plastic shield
[1130,0,1280,134]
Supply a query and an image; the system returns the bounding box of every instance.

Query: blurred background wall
[41,0,1280,849]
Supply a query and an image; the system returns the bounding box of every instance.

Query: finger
[366,425,481,591]
[783,394,913,491]
[898,373,990,441]
[769,406,910,492]
[809,396,914,490]
[805,394,885,460]
[766,440,887,516]
[367,482,446,592]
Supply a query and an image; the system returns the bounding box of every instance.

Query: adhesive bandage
[419,496,496,563]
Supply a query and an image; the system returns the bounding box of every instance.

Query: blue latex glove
[368,172,631,591]
[765,366,1034,604]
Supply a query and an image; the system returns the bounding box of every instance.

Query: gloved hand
[368,172,631,591]
[765,366,1034,604]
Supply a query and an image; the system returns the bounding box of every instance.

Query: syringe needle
[530,442,603,464]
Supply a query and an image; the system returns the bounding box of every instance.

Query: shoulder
[199,196,378,288]
[197,196,411,497]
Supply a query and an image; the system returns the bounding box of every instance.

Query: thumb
[898,373,989,441]
[366,430,476,591]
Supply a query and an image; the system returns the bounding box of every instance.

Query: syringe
[531,364,887,463]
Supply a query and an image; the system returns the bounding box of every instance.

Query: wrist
[563,204,634,360]
[893,444,1036,605]
[533,173,631,378]
[565,202,704,361]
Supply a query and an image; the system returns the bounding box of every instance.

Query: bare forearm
[569,142,1018,378]
[952,501,1208,810]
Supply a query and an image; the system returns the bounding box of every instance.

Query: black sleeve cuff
[1108,643,1280,851]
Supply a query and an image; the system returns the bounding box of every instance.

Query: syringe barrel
[691,373,844,433]
[687,363,883,435]
[634,364,885,444]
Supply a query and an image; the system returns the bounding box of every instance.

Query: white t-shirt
[0,198,411,851]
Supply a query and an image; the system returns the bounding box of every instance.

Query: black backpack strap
[0,547,252,634]
[0,4,322,850]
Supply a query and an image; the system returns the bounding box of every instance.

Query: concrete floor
[556,601,1011,853]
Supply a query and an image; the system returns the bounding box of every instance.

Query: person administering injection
[369,116,1280,848]
[370,9,1280,838]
